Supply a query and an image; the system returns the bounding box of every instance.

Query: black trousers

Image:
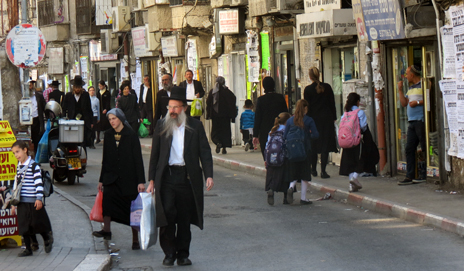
[31,117,42,153]
[160,166,196,259]
[241,129,253,148]
[406,121,426,179]
[140,103,153,136]
[311,151,329,173]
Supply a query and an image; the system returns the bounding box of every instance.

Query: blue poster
[360,0,405,40]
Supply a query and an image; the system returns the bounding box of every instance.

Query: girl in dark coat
[304,67,338,178]
[96,80,112,142]
[206,76,237,154]
[117,83,140,132]
[93,108,146,249]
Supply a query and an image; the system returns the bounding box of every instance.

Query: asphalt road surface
[53,146,464,271]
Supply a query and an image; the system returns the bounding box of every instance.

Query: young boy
[240,99,255,151]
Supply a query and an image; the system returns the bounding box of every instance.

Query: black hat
[50,80,61,86]
[70,75,85,86]
[167,86,191,103]
[263,77,275,93]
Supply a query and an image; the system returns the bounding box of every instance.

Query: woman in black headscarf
[253,77,288,159]
[206,76,237,154]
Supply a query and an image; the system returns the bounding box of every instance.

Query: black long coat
[253,92,288,158]
[304,82,338,153]
[99,125,145,194]
[153,89,169,127]
[138,84,153,112]
[179,80,205,98]
[62,91,93,130]
[117,94,140,123]
[96,88,111,131]
[149,117,213,230]
[48,89,64,105]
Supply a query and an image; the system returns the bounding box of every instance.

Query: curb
[54,187,111,271]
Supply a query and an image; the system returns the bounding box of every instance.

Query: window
[37,0,54,26]
[76,0,92,34]
[170,0,209,6]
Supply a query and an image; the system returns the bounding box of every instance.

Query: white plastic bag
[140,192,157,250]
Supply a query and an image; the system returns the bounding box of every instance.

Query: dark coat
[253,92,288,157]
[34,91,46,130]
[138,84,153,111]
[117,94,140,123]
[99,125,145,195]
[62,91,93,130]
[48,89,64,105]
[304,82,338,153]
[96,88,112,131]
[178,80,205,98]
[149,117,213,230]
[205,86,237,121]
[154,89,169,127]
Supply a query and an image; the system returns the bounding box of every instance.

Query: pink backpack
[338,109,362,148]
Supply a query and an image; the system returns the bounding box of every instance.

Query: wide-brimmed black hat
[70,75,85,86]
[167,86,191,103]
[50,80,61,86]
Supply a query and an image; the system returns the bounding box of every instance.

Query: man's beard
[161,109,187,137]
[163,82,173,91]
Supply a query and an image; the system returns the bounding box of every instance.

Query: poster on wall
[441,26,456,79]
[186,39,198,80]
[260,31,271,75]
[450,5,464,81]
[457,83,464,158]
[440,79,458,156]
[80,56,89,89]
[246,30,260,83]
[352,0,368,42]
[49,48,64,74]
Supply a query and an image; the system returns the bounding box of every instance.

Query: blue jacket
[240,109,255,130]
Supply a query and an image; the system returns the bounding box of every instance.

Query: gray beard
[163,83,173,91]
[161,109,187,137]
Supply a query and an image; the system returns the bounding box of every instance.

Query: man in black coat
[153,74,172,128]
[48,80,64,105]
[139,75,154,136]
[146,86,214,267]
[178,70,205,119]
[62,75,93,147]
[29,80,46,154]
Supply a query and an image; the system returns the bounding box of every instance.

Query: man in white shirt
[178,70,205,119]
[147,86,213,267]
[139,75,153,136]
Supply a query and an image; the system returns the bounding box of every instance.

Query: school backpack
[285,124,307,162]
[42,169,53,197]
[338,109,362,149]
[265,130,285,166]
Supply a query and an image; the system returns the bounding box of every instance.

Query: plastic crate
[59,119,85,143]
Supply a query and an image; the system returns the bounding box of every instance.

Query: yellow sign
[0,150,17,181]
[0,121,16,148]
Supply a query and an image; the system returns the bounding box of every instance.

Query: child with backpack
[10,140,53,257]
[285,100,319,205]
[338,93,368,192]
[265,112,291,205]
[240,99,255,151]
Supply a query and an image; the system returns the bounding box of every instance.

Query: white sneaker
[245,143,250,152]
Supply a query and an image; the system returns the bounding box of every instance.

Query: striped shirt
[15,157,43,202]
[406,81,424,121]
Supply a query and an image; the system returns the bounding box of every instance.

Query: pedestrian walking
[339,93,369,192]
[11,140,53,257]
[48,80,64,105]
[304,67,338,178]
[240,99,255,151]
[93,108,146,250]
[265,112,291,205]
[43,79,53,103]
[146,86,214,266]
[397,65,426,185]
[29,80,46,155]
[285,100,319,205]
[205,76,237,154]
[96,80,112,143]
[117,82,141,132]
[139,75,154,136]
[89,86,100,149]
[153,74,172,128]
[179,69,205,120]
[253,77,288,159]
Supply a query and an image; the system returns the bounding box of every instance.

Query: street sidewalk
[140,137,464,237]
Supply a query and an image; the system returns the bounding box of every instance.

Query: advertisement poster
[450,5,464,81]
[360,0,405,40]
[441,26,456,79]
[132,27,152,58]
[457,83,464,158]
[186,39,198,81]
[6,24,46,68]
[80,56,89,89]
[352,0,368,42]
[260,31,270,71]
[440,80,458,156]
[246,30,260,83]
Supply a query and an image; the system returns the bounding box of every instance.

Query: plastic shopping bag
[89,190,104,222]
[140,192,157,250]
[142,118,151,126]
[190,99,203,117]
[130,194,143,230]
[138,123,149,138]
[36,120,51,163]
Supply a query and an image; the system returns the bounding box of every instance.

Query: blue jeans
[406,121,426,179]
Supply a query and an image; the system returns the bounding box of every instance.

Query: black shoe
[163,255,176,266]
[321,172,330,179]
[412,178,426,184]
[283,198,289,205]
[132,241,140,250]
[177,258,192,266]
[18,249,32,257]
[287,187,294,204]
[92,230,112,240]
[215,144,222,154]
[45,239,53,253]
[300,199,312,205]
[267,190,274,206]
[31,242,39,251]
[311,170,317,177]
[398,178,413,185]
[222,148,227,154]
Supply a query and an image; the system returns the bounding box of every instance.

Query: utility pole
[20,0,29,98]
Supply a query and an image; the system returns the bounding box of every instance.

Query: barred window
[37,0,54,26]
[169,0,182,6]
[170,0,209,6]
[76,0,92,34]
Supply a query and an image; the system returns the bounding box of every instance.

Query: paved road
[57,146,464,271]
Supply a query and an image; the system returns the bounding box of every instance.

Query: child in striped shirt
[11,140,53,257]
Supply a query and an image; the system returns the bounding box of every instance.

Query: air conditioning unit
[231,0,248,6]
[132,10,145,27]
[112,6,131,32]
[100,29,119,54]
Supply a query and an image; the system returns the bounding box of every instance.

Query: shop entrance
[275,41,298,113]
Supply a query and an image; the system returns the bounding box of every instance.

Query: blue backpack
[265,130,285,167]
[285,124,307,162]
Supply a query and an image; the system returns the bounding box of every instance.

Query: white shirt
[31,94,38,118]
[168,121,185,166]
[74,94,81,102]
[186,81,195,106]
[143,85,149,103]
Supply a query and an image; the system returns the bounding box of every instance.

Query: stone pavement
[140,137,464,237]
[0,187,111,271]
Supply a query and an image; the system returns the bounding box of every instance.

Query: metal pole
[367,41,376,134]
[20,0,29,98]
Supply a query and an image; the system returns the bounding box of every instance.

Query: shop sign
[296,9,356,39]
[304,0,341,13]
[89,40,118,62]
[352,0,368,42]
[360,0,405,40]
[161,36,179,57]
[132,26,153,57]
[218,9,242,35]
